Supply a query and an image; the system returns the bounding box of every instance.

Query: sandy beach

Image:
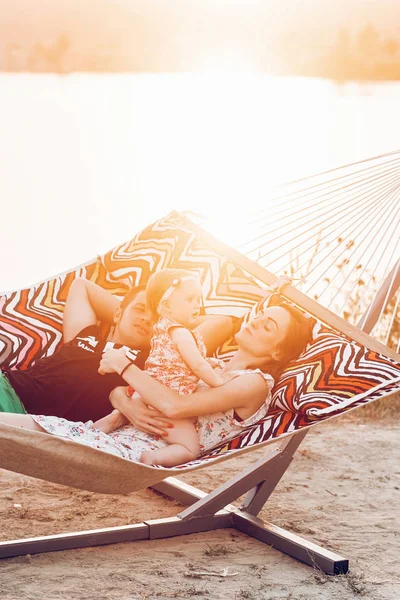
[1,412,399,600]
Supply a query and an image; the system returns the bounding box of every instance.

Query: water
[0,72,399,291]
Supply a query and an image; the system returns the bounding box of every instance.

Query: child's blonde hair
[146,268,201,319]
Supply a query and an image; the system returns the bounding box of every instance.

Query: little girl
[92,268,227,467]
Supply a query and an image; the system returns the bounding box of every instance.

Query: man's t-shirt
[4,325,147,422]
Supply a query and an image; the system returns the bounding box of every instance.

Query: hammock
[1,152,400,571]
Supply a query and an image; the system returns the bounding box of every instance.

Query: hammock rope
[313,184,399,303]
[246,154,400,231]
[287,184,393,285]
[337,196,400,318]
[267,184,390,274]
[243,162,400,258]
[262,176,395,273]
[234,150,400,352]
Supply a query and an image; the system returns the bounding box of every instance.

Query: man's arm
[63,278,119,343]
[193,315,234,355]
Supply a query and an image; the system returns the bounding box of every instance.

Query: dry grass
[341,390,400,422]
[202,543,231,557]
[313,570,369,596]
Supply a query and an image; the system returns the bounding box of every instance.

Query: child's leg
[0,413,46,432]
[141,419,199,467]
[92,388,139,433]
[91,409,129,433]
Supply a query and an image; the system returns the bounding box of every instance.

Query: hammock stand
[1,172,400,573]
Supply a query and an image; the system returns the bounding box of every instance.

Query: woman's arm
[99,348,267,419]
[125,364,266,419]
[63,278,119,343]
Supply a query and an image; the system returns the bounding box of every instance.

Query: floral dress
[31,369,274,463]
[144,316,207,394]
[195,369,274,453]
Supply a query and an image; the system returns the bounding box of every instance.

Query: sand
[1,418,399,600]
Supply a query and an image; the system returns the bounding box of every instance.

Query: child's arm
[170,327,226,387]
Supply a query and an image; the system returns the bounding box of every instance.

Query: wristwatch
[120,347,139,378]
[125,347,139,363]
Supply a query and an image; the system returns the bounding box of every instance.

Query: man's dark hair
[119,284,147,313]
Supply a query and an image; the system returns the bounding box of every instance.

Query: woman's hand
[109,387,172,437]
[98,348,128,375]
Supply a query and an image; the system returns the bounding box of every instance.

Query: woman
[0,302,312,464]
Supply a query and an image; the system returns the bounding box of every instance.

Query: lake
[0,72,399,291]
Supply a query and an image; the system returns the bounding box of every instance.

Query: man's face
[114,291,153,350]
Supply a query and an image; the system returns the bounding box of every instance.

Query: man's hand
[98,347,127,375]
[109,386,172,437]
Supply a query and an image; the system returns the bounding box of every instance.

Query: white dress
[32,369,274,463]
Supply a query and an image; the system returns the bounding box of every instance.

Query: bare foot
[140,450,158,465]
[92,410,127,434]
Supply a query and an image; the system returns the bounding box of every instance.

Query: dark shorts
[0,371,27,414]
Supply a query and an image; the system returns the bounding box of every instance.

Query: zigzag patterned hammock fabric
[0,212,399,494]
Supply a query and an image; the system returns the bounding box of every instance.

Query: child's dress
[144,316,207,394]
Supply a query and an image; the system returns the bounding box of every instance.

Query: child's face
[164,278,203,328]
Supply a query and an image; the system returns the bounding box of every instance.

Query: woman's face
[236,306,292,360]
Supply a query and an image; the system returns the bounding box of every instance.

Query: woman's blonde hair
[146,268,200,319]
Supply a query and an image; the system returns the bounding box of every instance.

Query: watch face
[125,348,140,363]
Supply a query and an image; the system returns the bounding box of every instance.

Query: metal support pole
[357,258,400,333]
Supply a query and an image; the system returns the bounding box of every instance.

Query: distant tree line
[322,24,400,80]
[301,24,400,81]
[2,24,400,80]
[2,34,122,73]
[4,35,72,73]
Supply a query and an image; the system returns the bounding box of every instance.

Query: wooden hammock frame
[1,213,399,574]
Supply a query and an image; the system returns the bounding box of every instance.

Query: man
[0,278,233,422]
